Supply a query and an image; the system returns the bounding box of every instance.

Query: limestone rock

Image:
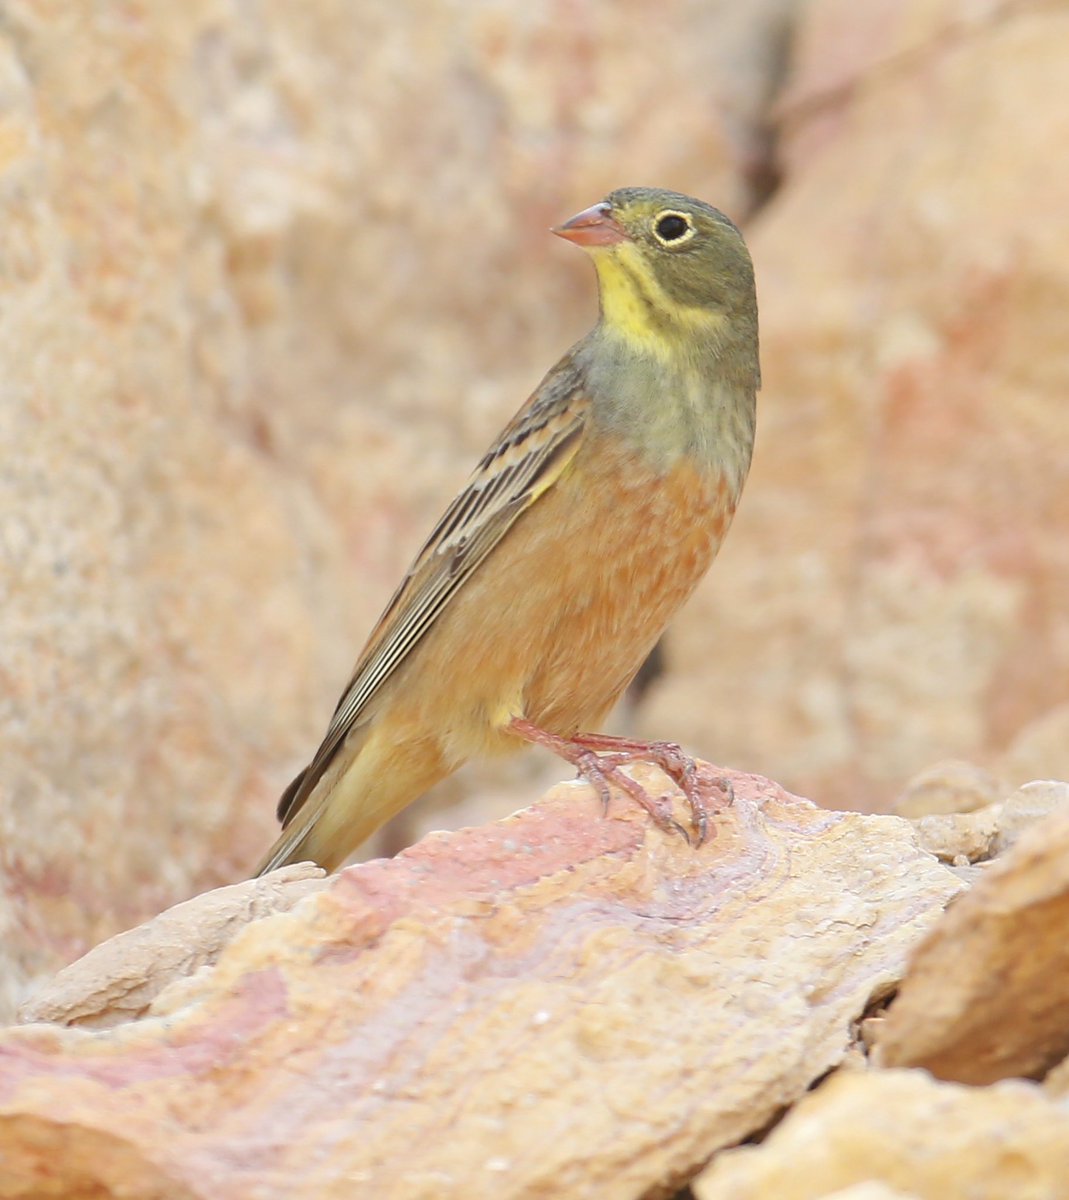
[16,864,326,1030]
[0,770,960,1199]
[908,807,1002,867]
[695,1069,1069,1200]
[821,1189,920,1200]
[990,780,1069,856]
[909,779,1069,865]
[875,806,1069,1084]
[1043,1053,1069,1100]
[892,760,1008,819]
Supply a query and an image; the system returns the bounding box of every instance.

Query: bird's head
[553,187,757,369]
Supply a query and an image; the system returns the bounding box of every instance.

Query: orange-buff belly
[374,430,741,768]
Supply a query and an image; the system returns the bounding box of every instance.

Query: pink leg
[510,718,730,846]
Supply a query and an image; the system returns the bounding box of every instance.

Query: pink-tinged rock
[0,770,959,1198]
[17,864,326,1031]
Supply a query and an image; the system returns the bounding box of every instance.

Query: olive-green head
[554,186,758,372]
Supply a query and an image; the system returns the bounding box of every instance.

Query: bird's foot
[509,718,730,846]
[566,730,734,847]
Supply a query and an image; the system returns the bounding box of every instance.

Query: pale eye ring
[652,210,695,246]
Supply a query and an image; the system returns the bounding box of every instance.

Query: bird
[254,186,759,876]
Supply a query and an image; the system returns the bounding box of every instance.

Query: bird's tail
[252,730,449,877]
[253,799,329,877]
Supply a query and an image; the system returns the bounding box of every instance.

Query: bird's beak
[552,202,629,248]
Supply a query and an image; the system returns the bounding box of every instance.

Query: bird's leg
[509,717,701,845]
[565,730,734,847]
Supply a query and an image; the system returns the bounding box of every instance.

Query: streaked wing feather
[278,362,590,828]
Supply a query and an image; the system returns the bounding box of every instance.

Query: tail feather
[253,728,451,878]
[276,765,309,826]
[253,803,326,877]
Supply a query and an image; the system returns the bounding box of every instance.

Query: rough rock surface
[17,864,326,1030]
[907,779,1069,865]
[695,1069,1069,1200]
[0,770,961,1199]
[874,804,1069,1084]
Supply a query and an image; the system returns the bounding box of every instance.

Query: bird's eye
[652,211,694,245]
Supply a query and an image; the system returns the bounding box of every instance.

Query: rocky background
[2,0,1068,1040]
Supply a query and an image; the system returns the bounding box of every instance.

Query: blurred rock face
[0,0,793,1016]
[645,0,1069,807]
[2,0,1068,1020]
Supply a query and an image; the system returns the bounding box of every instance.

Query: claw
[668,814,693,845]
[692,805,709,848]
[574,749,613,817]
[509,718,732,846]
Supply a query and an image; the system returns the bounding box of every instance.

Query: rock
[874,806,1069,1083]
[0,770,960,1198]
[1043,1053,1069,1099]
[645,0,1069,811]
[16,864,327,1030]
[820,1188,920,1200]
[694,1069,1069,1199]
[990,780,1069,856]
[892,760,1008,819]
[908,778,1069,865]
[0,0,800,1021]
[997,703,1069,792]
[908,808,1002,867]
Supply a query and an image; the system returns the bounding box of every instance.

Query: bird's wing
[277,360,591,827]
